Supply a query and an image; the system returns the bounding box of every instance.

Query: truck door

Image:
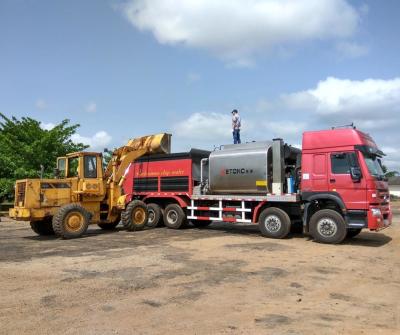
[328,151,367,210]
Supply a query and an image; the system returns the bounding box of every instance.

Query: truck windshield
[362,153,385,180]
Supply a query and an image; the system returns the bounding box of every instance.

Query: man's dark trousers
[233,129,241,144]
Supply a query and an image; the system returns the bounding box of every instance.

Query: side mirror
[350,167,362,182]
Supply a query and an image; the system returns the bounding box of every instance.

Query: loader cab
[57,152,105,197]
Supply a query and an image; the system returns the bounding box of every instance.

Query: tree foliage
[0,113,88,200]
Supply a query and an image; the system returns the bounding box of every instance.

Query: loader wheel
[30,219,55,236]
[146,203,162,228]
[163,204,187,229]
[259,207,291,239]
[52,204,90,239]
[309,209,347,244]
[122,200,148,231]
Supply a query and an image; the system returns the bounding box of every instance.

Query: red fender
[142,195,190,208]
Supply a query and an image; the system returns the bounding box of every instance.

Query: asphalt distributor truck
[121,127,392,244]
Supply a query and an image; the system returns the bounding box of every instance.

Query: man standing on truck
[232,109,241,144]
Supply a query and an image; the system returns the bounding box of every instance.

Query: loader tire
[146,203,162,228]
[30,219,55,236]
[52,204,90,239]
[163,204,187,229]
[122,200,148,231]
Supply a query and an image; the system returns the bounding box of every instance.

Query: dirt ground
[0,215,399,335]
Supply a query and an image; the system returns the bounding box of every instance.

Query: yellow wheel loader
[9,133,171,239]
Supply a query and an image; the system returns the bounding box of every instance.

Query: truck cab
[301,128,392,235]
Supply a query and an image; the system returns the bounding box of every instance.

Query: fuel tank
[208,141,273,194]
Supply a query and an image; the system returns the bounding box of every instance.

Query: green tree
[381,164,399,178]
[0,113,88,201]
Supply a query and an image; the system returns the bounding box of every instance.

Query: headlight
[371,208,382,217]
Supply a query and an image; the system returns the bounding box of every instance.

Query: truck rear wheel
[309,209,347,244]
[163,204,186,229]
[30,220,55,236]
[146,203,162,228]
[122,200,148,231]
[52,204,90,239]
[259,207,291,239]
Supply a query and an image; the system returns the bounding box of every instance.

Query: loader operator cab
[56,153,103,180]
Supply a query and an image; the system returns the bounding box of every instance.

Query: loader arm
[104,133,171,185]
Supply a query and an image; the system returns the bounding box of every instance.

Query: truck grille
[15,182,26,207]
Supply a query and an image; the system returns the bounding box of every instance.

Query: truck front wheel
[52,204,90,239]
[309,209,347,244]
[122,200,148,231]
[30,219,55,236]
[259,207,291,239]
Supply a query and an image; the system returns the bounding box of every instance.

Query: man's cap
[231,109,238,114]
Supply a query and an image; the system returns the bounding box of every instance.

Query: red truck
[121,127,392,244]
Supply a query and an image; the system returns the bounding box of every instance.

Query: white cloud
[122,0,361,64]
[174,112,231,141]
[71,131,112,151]
[40,122,55,131]
[86,102,97,113]
[336,41,369,58]
[36,99,47,110]
[282,77,400,129]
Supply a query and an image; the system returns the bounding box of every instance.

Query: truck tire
[52,204,90,239]
[309,209,347,244]
[346,228,362,238]
[258,207,291,239]
[122,200,148,231]
[163,204,186,229]
[30,220,55,236]
[98,221,120,230]
[146,203,162,228]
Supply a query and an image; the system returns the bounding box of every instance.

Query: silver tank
[208,141,272,194]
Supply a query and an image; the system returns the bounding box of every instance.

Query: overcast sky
[1,0,399,170]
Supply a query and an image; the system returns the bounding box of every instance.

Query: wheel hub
[132,208,146,225]
[148,210,155,224]
[167,210,178,224]
[264,215,281,232]
[65,212,84,232]
[317,218,337,237]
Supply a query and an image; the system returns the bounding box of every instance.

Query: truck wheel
[146,203,162,228]
[259,207,291,239]
[309,209,347,244]
[346,228,362,238]
[52,204,90,239]
[98,221,120,230]
[163,204,186,229]
[30,220,55,236]
[122,200,148,231]
[192,220,212,228]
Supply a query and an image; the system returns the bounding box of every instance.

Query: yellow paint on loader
[9,133,171,238]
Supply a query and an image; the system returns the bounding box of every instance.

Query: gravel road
[0,216,399,334]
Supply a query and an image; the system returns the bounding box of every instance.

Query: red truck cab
[301,128,392,232]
